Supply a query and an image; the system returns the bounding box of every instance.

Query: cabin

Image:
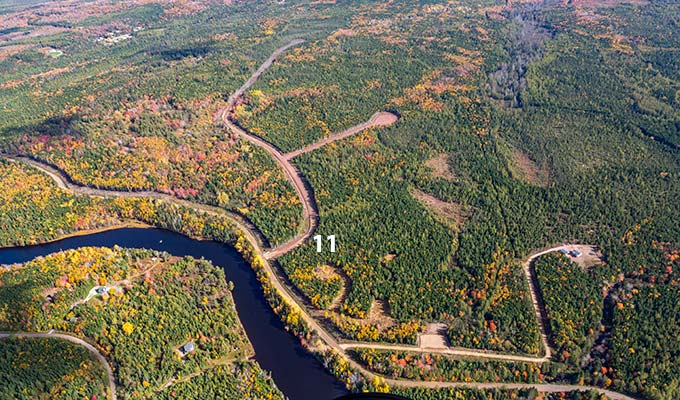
[180,342,195,355]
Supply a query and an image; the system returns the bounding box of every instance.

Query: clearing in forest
[508,148,551,187]
[411,189,467,230]
[418,323,449,349]
[557,244,604,269]
[365,299,396,330]
[425,154,456,180]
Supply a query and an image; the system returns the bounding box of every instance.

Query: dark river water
[0,228,348,400]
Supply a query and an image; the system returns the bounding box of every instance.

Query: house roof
[182,342,195,353]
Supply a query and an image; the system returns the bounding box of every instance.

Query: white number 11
[314,235,336,253]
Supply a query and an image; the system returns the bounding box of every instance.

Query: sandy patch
[382,253,397,264]
[418,322,449,349]
[329,28,358,40]
[509,148,551,187]
[558,245,604,269]
[412,189,467,230]
[314,264,340,280]
[371,111,399,126]
[425,154,455,180]
[366,299,396,330]
[314,264,350,312]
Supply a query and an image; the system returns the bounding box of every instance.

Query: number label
[314,235,336,253]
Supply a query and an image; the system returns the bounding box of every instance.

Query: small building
[95,287,107,294]
[180,342,195,355]
[570,250,582,258]
[558,249,569,255]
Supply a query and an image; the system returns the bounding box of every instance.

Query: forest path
[283,111,398,160]
[215,39,315,260]
[0,331,117,400]
[522,243,605,361]
[0,41,636,399]
[339,342,549,363]
[379,380,636,400]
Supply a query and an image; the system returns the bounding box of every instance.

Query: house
[180,342,195,355]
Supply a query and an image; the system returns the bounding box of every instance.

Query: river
[0,227,348,400]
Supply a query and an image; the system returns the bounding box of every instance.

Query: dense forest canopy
[0,0,679,399]
[0,246,282,399]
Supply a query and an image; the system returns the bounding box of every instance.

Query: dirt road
[0,40,636,399]
[0,331,116,400]
[522,244,605,361]
[283,111,398,160]
[339,342,550,363]
[215,39,317,260]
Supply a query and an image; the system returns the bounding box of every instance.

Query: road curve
[0,41,638,399]
[521,244,599,361]
[0,332,116,400]
[215,38,317,260]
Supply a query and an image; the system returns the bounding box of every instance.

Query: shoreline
[0,220,153,252]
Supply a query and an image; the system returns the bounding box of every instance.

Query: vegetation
[1,0,680,399]
[0,336,109,400]
[388,387,610,400]
[0,159,247,248]
[3,96,302,245]
[0,159,120,246]
[0,246,281,399]
[155,362,283,400]
[608,286,680,400]
[352,348,552,384]
[534,254,602,364]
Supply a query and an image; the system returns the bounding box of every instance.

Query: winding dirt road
[2,155,270,250]
[215,39,317,260]
[0,332,116,400]
[0,40,638,399]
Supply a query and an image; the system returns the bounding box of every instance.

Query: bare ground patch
[509,148,551,187]
[370,111,399,126]
[366,299,396,330]
[418,322,449,349]
[412,189,467,230]
[382,253,397,264]
[559,245,604,269]
[425,154,455,180]
[314,264,339,280]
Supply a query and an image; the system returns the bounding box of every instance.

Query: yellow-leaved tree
[122,322,134,335]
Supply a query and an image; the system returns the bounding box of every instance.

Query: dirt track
[0,332,117,400]
[0,40,637,399]
[283,111,398,160]
[215,39,317,260]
